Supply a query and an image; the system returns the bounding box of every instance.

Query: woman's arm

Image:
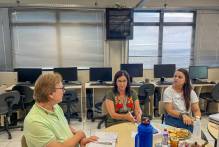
[105,99,135,122]
[47,131,86,147]
[191,102,201,118]
[47,132,98,147]
[164,102,181,118]
[165,102,193,125]
[134,100,142,123]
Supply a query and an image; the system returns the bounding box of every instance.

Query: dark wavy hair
[113,70,131,97]
[176,68,192,111]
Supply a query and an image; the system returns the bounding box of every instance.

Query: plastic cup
[170,136,179,147]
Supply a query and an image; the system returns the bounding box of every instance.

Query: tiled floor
[0,117,216,147]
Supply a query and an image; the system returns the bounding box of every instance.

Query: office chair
[0,91,23,139]
[158,101,166,124]
[91,96,108,129]
[60,89,82,123]
[12,85,34,118]
[21,135,28,147]
[199,83,219,115]
[138,84,155,117]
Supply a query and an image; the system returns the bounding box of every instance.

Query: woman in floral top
[105,70,142,127]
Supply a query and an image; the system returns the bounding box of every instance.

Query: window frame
[128,10,196,69]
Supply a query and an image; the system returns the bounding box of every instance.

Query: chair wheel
[91,118,95,122]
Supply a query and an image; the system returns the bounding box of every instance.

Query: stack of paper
[209,113,219,125]
[87,132,118,147]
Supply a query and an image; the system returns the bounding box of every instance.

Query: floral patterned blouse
[105,89,138,127]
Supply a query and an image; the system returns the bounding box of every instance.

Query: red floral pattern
[115,96,134,112]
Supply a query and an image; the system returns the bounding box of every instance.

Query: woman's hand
[75,130,86,139]
[70,126,77,134]
[136,114,141,123]
[124,112,136,123]
[80,136,98,147]
[182,114,193,125]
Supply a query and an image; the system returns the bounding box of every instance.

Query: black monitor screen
[14,68,42,83]
[120,64,143,78]
[189,66,208,80]
[54,67,77,82]
[89,67,112,82]
[154,64,176,78]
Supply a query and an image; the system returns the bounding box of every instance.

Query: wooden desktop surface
[104,122,159,147]
[104,122,210,147]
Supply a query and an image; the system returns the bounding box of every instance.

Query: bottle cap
[141,117,150,124]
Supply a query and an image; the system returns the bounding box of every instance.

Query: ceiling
[0,0,219,10]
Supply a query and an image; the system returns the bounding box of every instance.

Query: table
[207,122,219,147]
[104,122,209,147]
[104,122,160,147]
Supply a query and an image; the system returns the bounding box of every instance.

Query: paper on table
[87,132,117,147]
[87,142,116,147]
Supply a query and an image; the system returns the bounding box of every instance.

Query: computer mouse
[210,81,216,84]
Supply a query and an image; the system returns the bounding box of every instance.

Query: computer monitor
[120,64,143,82]
[53,67,78,83]
[89,67,112,82]
[14,68,42,84]
[154,64,176,83]
[189,66,208,81]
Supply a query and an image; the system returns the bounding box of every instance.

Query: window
[129,11,195,69]
[11,9,104,68]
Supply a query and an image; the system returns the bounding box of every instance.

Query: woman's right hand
[182,114,193,125]
[75,130,86,139]
[124,112,136,123]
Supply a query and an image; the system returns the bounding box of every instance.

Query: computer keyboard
[16,82,34,86]
[64,82,81,86]
[156,81,172,85]
[131,83,143,86]
[90,82,113,86]
[192,81,209,84]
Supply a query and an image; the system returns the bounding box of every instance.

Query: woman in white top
[163,68,201,132]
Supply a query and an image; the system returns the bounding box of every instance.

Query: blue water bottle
[135,117,153,147]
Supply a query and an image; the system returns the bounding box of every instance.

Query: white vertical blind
[12,26,58,67]
[59,11,104,67]
[195,10,219,67]
[11,10,104,68]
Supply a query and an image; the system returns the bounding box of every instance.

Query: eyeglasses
[55,87,65,91]
[117,79,127,83]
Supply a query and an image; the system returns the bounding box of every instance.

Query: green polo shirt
[24,103,73,147]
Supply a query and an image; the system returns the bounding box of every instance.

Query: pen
[95,141,113,145]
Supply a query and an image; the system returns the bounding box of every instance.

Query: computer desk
[5,84,84,121]
[85,82,215,120]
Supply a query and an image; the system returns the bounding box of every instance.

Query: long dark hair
[113,70,131,96]
[176,68,192,111]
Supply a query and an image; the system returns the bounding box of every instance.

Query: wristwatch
[195,116,201,120]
